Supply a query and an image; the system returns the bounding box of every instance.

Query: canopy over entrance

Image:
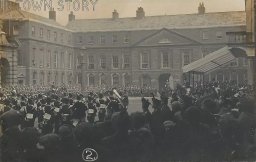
[182,46,248,73]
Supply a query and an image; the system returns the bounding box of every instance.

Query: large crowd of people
[0,82,255,162]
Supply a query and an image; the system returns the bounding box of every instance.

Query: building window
[54,32,57,41]
[40,28,43,38]
[55,73,58,84]
[33,71,37,85]
[216,31,223,39]
[123,55,130,69]
[183,55,190,66]
[32,26,35,36]
[47,30,50,40]
[76,56,81,69]
[32,48,36,67]
[202,31,208,40]
[39,49,44,67]
[100,35,105,44]
[112,73,119,86]
[61,52,65,68]
[47,72,51,83]
[54,51,58,68]
[40,72,44,85]
[99,73,106,86]
[88,74,95,86]
[88,56,94,69]
[112,35,117,43]
[181,49,191,66]
[69,53,72,69]
[112,56,119,68]
[161,51,169,68]
[227,32,246,43]
[124,35,129,43]
[47,50,51,68]
[140,52,149,69]
[88,36,94,44]
[100,56,106,69]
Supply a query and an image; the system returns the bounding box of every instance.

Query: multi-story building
[0,1,252,90]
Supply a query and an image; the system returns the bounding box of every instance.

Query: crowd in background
[0,81,255,162]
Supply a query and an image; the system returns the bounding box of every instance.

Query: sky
[16,0,245,25]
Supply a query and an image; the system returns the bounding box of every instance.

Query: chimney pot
[136,7,145,19]
[112,9,119,20]
[198,2,205,14]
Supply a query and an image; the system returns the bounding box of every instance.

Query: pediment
[134,28,200,47]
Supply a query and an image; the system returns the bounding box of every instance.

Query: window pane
[88,56,94,69]
[54,52,58,68]
[32,26,35,36]
[123,55,130,68]
[112,74,119,85]
[89,74,95,86]
[162,52,169,68]
[141,52,149,69]
[100,35,105,44]
[40,28,43,37]
[112,56,118,68]
[100,56,106,69]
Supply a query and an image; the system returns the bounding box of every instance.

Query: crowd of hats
[0,81,255,162]
[1,84,158,97]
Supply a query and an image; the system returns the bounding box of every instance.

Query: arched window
[32,71,37,85]
[112,73,119,86]
[123,73,131,87]
[68,73,72,84]
[99,73,106,86]
[55,72,58,85]
[40,72,44,85]
[61,73,65,84]
[88,74,95,86]
[47,72,51,84]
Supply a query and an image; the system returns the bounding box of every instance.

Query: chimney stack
[112,9,119,20]
[49,8,56,21]
[69,11,75,22]
[198,2,205,14]
[136,7,145,19]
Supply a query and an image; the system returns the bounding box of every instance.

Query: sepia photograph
[0,0,255,161]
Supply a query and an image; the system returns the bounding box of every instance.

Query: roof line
[69,10,245,22]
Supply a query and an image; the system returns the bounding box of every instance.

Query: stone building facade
[0,1,251,90]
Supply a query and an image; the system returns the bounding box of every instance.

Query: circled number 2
[82,148,98,162]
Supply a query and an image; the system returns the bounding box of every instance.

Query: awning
[182,46,247,73]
